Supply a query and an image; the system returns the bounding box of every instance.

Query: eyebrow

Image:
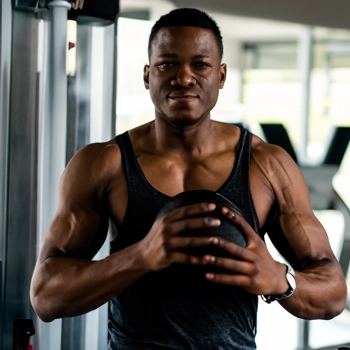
[156,53,211,59]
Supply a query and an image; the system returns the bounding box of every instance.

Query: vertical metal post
[46,0,71,210]
[298,26,313,165]
[38,2,70,350]
[296,25,313,350]
[0,0,12,348]
[111,21,118,136]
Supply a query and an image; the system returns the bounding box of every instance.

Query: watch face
[286,271,296,290]
[261,265,296,303]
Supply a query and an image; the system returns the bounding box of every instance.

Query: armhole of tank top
[219,128,260,233]
[115,132,131,157]
[218,127,246,193]
[246,131,260,232]
[115,132,172,201]
[114,132,130,176]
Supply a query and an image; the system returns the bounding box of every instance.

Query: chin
[163,111,209,128]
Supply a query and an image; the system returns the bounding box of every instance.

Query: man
[30,8,347,349]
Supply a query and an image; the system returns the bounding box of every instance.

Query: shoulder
[249,133,312,214]
[250,132,295,166]
[71,138,121,164]
[61,138,124,196]
[249,133,301,190]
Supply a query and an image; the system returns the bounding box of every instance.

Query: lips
[168,93,199,100]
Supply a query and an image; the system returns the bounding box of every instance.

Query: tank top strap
[218,128,260,232]
[115,131,165,198]
[115,131,139,192]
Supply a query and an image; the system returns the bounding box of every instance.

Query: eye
[158,62,177,69]
[192,61,210,68]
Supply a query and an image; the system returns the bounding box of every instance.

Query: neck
[152,117,216,154]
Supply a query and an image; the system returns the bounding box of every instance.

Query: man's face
[144,26,226,128]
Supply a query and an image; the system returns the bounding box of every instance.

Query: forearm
[30,243,148,322]
[279,258,347,320]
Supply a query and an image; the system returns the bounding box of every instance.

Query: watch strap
[261,264,296,304]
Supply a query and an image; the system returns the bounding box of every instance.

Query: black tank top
[109,128,260,350]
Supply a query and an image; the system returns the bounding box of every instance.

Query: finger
[161,202,217,222]
[169,235,217,250]
[208,237,255,261]
[205,271,252,287]
[221,207,258,242]
[203,254,256,275]
[162,215,221,236]
[168,250,211,266]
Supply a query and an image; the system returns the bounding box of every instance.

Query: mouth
[168,93,199,102]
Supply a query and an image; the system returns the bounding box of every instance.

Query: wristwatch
[261,264,296,304]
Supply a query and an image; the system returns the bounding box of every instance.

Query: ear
[143,65,150,90]
[219,63,227,89]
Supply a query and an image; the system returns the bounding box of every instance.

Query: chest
[137,151,236,196]
[108,133,275,232]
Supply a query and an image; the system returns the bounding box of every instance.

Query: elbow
[312,280,348,321]
[293,299,346,321]
[30,281,59,323]
[35,311,56,324]
[30,294,60,323]
[30,292,56,323]
[321,290,347,321]
[286,279,348,321]
[324,279,348,320]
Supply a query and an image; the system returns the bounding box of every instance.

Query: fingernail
[201,203,215,210]
[211,237,219,245]
[204,255,215,263]
[206,273,215,280]
[204,218,220,226]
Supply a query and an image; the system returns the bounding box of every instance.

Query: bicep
[257,145,336,270]
[40,208,109,262]
[38,148,111,263]
[264,207,334,271]
[276,208,335,270]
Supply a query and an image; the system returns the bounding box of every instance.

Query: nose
[171,65,196,87]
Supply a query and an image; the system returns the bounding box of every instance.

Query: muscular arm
[30,143,149,322]
[254,141,347,319]
[203,138,347,320]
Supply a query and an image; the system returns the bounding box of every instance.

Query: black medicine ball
[156,190,247,257]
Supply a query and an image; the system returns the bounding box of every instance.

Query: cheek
[148,84,166,108]
[201,86,220,110]
[147,79,159,94]
[201,82,220,100]
[148,75,164,92]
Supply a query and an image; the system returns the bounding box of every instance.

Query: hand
[138,203,221,272]
[203,207,288,296]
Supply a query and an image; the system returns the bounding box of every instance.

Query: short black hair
[148,8,223,60]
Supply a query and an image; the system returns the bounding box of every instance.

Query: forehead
[150,26,220,60]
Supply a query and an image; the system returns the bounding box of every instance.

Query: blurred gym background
[1,0,350,349]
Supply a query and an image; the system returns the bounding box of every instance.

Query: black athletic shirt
[109,128,260,350]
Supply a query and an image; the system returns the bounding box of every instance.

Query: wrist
[262,263,296,304]
[275,262,290,294]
